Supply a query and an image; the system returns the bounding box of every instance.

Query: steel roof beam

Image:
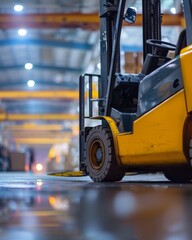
[0,65,82,73]
[0,81,78,88]
[0,39,93,50]
[0,13,185,29]
[0,13,99,29]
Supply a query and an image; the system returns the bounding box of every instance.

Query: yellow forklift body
[116,90,187,166]
[180,44,192,112]
[79,1,192,182]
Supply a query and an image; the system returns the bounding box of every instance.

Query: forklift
[79,0,192,182]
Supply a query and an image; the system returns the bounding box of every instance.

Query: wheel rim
[89,139,105,170]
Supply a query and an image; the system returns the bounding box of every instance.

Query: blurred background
[0,0,184,173]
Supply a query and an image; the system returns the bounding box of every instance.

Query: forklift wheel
[84,125,125,182]
[164,166,192,183]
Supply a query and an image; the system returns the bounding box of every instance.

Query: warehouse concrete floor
[0,172,192,240]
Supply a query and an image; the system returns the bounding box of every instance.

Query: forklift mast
[100,0,126,116]
[100,0,162,116]
[142,0,161,60]
[183,1,192,44]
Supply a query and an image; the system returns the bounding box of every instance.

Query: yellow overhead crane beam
[4,123,65,131]
[10,131,72,137]
[4,123,79,134]
[0,113,78,121]
[15,137,71,145]
[0,90,79,100]
[6,130,74,143]
[0,90,98,100]
[0,13,185,29]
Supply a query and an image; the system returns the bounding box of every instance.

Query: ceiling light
[18,28,27,37]
[14,4,23,12]
[25,63,33,70]
[27,80,35,88]
[170,7,176,14]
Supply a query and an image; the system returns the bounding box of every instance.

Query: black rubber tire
[164,166,192,183]
[84,125,125,182]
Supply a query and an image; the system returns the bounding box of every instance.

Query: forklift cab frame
[79,0,192,182]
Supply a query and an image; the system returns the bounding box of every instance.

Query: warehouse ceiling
[0,0,183,151]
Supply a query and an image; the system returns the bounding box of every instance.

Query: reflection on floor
[0,172,191,240]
